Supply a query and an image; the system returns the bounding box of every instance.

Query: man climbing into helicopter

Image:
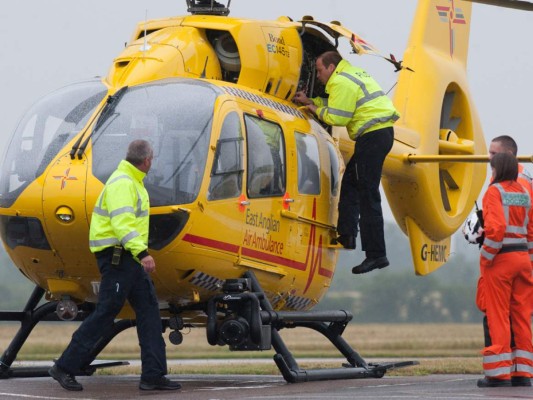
[293,50,400,274]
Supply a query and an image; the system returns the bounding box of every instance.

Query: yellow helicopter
[0,0,530,383]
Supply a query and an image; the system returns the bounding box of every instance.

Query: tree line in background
[0,222,484,322]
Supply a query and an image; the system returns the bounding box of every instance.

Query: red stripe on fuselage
[241,247,306,271]
[182,234,240,253]
[182,234,332,277]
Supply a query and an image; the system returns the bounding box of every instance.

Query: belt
[94,246,128,258]
[499,244,528,254]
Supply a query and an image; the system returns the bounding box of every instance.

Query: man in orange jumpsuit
[476,152,533,388]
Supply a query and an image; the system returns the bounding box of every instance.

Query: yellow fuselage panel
[3,77,340,311]
[107,27,222,88]
[112,16,303,100]
[151,88,339,308]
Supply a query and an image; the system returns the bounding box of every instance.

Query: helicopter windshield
[0,80,107,208]
[90,79,217,206]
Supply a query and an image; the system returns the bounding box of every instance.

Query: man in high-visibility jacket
[49,140,181,392]
[293,51,399,274]
[476,152,533,387]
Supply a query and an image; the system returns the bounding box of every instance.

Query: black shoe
[352,256,389,274]
[512,376,532,386]
[48,364,83,391]
[477,377,511,387]
[139,376,182,391]
[332,235,356,250]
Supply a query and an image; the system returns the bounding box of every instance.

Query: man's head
[126,139,153,173]
[316,51,342,85]
[489,135,517,160]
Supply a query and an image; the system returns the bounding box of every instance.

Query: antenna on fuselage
[186,0,231,16]
[140,9,151,54]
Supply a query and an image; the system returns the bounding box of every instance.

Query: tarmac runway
[2,373,533,400]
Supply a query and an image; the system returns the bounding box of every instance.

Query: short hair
[126,140,153,166]
[490,152,518,184]
[491,135,518,156]
[318,51,343,69]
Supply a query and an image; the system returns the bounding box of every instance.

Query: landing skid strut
[0,286,129,379]
[1,274,418,382]
[206,271,418,383]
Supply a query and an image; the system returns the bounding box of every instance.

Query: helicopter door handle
[240,200,250,206]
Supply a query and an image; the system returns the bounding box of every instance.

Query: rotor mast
[186,0,231,16]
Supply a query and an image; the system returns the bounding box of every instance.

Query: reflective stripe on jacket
[481,181,532,267]
[311,59,399,140]
[89,160,149,259]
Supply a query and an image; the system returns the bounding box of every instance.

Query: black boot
[139,376,182,391]
[352,256,389,274]
[49,364,83,391]
[511,376,531,386]
[477,377,511,387]
[331,235,356,250]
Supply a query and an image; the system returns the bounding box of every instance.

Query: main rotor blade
[464,0,533,11]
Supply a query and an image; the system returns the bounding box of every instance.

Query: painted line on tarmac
[0,393,96,400]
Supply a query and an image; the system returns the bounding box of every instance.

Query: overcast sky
[1,0,532,220]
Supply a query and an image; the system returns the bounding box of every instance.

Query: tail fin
[409,0,471,64]
[383,0,487,275]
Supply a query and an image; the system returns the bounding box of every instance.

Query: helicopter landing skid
[0,361,129,379]
[224,271,419,383]
[0,285,134,379]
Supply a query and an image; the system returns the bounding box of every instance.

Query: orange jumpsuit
[477,180,533,381]
[477,164,533,311]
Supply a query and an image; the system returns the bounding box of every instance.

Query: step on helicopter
[1,0,531,383]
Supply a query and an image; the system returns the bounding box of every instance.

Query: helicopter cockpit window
[295,132,320,195]
[91,79,216,206]
[245,115,285,198]
[0,80,106,208]
[208,111,243,201]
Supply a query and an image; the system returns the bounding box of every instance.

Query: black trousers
[337,126,394,258]
[483,315,515,348]
[56,250,167,381]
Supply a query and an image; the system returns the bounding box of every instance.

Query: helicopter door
[299,18,380,56]
[182,105,246,273]
[207,110,243,202]
[239,113,288,278]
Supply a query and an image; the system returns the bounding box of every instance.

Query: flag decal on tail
[436,1,468,57]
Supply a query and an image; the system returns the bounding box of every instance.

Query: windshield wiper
[72,86,128,160]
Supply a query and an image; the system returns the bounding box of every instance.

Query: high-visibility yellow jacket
[311,59,400,140]
[89,160,150,261]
